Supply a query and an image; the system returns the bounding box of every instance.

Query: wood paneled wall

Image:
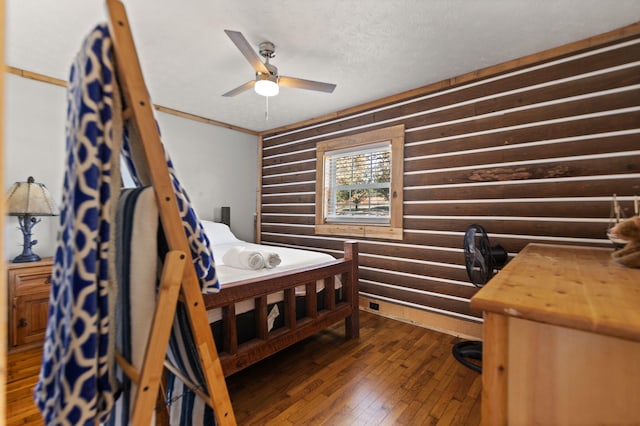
[258,24,640,324]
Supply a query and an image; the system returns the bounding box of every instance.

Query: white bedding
[212,241,334,284]
[201,221,341,324]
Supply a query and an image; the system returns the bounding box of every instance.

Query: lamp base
[12,252,41,263]
[13,213,43,263]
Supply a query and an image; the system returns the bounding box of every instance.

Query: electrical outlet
[369,302,379,311]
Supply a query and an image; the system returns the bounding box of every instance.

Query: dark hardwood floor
[6,311,481,425]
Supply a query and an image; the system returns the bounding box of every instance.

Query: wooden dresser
[7,257,53,351]
[471,243,640,425]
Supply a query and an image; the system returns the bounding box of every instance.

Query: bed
[200,220,360,376]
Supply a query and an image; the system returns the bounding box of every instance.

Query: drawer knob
[17,318,27,328]
[44,276,51,285]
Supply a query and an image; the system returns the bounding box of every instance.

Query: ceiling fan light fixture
[254,75,279,97]
[223,30,335,98]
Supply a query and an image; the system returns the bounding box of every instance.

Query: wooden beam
[155,105,258,135]
[4,66,258,135]
[105,0,236,423]
[255,135,264,243]
[6,66,66,87]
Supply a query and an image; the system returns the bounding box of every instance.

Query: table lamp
[6,176,59,263]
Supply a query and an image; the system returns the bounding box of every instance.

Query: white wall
[153,110,258,242]
[4,74,65,262]
[3,73,258,261]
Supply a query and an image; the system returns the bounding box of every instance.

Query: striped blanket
[107,187,217,425]
[106,187,158,425]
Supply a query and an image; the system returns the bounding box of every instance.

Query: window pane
[325,144,391,222]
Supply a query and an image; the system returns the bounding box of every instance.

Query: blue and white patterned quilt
[34,23,220,425]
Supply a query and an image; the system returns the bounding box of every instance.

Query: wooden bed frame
[202,241,360,376]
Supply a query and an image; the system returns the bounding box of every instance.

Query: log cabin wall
[258,24,640,325]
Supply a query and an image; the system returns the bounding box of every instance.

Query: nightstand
[8,257,54,351]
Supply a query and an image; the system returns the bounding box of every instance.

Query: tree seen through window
[332,148,390,218]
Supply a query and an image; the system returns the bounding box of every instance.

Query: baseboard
[359,295,483,341]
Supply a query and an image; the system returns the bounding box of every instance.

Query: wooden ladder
[105,1,236,424]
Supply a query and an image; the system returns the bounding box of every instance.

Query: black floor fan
[452,224,508,373]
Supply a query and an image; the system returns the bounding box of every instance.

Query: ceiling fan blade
[222,80,255,97]
[224,30,269,75]
[279,76,336,93]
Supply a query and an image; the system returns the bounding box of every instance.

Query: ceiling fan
[222,30,337,97]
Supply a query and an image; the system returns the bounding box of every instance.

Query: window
[325,142,391,224]
[315,124,404,240]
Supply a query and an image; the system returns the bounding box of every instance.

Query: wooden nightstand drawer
[11,268,52,296]
[7,258,54,350]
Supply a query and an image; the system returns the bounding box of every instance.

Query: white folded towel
[223,246,265,270]
[259,250,282,269]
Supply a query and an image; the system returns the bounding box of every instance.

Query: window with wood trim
[315,125,404,240]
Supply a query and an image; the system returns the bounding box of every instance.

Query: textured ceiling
[6,0,640,133]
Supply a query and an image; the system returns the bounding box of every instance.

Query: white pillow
[201,220,241,245]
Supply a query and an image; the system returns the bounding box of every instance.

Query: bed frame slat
[305,282,318,318]
[256,296,268,340]
[324,276,336,311]
[284,288,297,329]
[223,304,237,355]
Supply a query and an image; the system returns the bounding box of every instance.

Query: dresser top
[7,257,54,270]
[471,243,640,342]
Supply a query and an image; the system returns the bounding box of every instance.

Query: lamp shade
[6,176,59,216]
